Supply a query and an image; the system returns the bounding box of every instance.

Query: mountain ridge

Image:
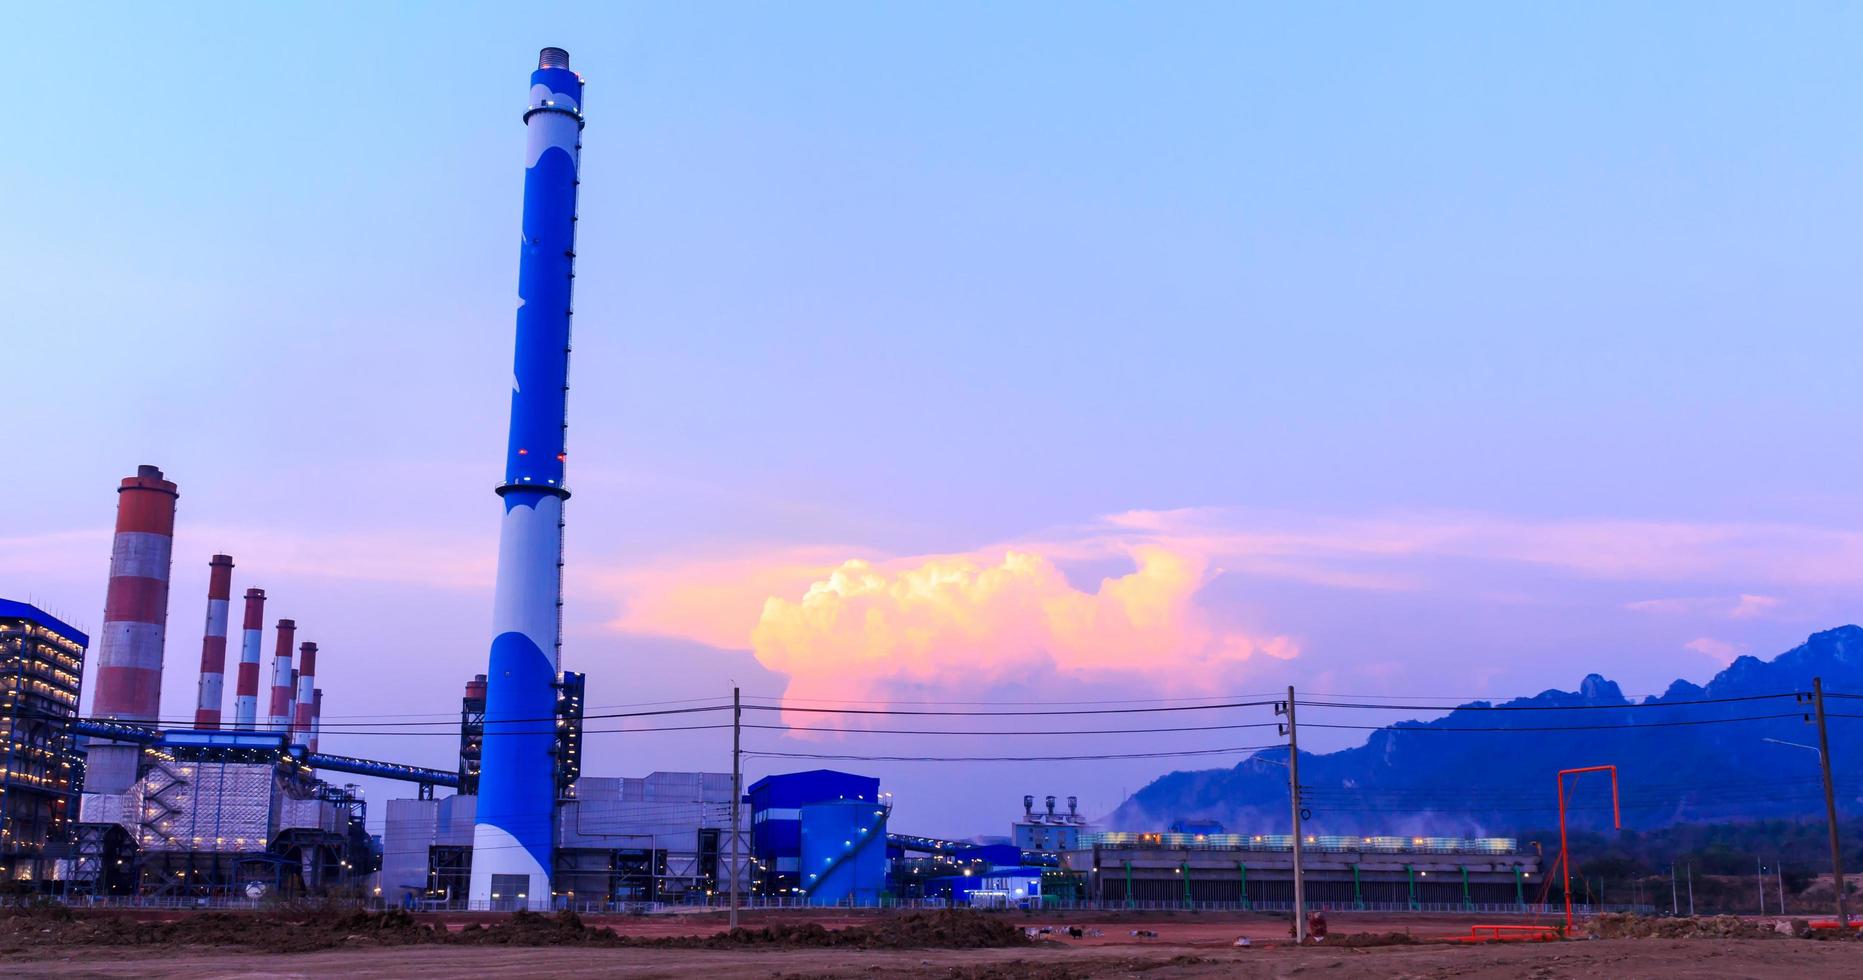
[1110,626,1863,835]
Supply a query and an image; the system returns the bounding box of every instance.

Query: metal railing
[1088,832,1521,855]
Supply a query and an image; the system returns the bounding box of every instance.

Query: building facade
[747,769,880,897]
[0,600,87,883]
[379,771,746,910]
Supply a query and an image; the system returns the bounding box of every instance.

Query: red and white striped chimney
[192,554,235,728]
[92,465,180,722]
[293,642,317,747]
[233,588,266,728]
[267,619,296,732]
[309,688,323,755]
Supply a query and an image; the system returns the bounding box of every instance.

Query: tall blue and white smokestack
[469,46,584,911]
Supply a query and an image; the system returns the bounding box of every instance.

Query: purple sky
[5,3,1862,836]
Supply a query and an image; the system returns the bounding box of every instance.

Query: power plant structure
[293,641,318,749]
[0,463,475,896]
[267,620,296,734]
[191,555,234,729]
[2,460,1550,909]
[1015,793,1092,852]
[467,44,587,910]
[87,465,179,794]
[231,588,265,729]
[0,49,1572,917]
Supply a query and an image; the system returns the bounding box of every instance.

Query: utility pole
[1686,864,1694,916]
[1670,865,1678,916]
[730,685,742,929]
[1280,686,1306,943]
[1757,856,1765,915]
[1811,677,1849,927]
[1777,864,1786,915]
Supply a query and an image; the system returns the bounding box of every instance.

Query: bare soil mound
[2,906,1027,953]
[1585,913,1781,940]
[0,905,444,953]
[1325,931,1423,947]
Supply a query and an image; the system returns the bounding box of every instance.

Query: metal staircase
[800,803,891,900]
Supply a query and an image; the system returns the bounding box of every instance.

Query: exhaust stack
[192,554,235,728]
[88,465,180,793]
[471,46,586,910]
[293,642,318,747]
[267,619,296,732]
[233,588,266,728]
[309,688,323,754]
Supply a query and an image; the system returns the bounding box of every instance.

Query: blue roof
[747,769,880,806]
[0,598,88,647]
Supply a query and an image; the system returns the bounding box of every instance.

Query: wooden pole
[1813,677,1849,927]
[1286,686,1306,943]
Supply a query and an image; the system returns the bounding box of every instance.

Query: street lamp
[1762,737,1822,764]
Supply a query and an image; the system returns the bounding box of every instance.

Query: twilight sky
[4,2,1862,836]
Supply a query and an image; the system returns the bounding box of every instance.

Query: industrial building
[2,465,471,898]
[1066,832,1542,908]
[748,769,886,902]
[74,728,372,897]
[1014,793,1092,852]
[0,600,87,883]
[380,771,747,909]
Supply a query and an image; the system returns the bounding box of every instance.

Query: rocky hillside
[1111,627,1863,835]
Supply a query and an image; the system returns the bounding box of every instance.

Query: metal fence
[1086,832,1522,856]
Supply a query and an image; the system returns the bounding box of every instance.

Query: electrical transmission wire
[741,721,1282,736]
[745,744,1281,762]
[1300,712,1808,733]
[739,699,1275,717]
[1295,692,1802,712]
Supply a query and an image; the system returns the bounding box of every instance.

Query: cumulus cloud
[746,546,1296,721]
[603,505,1863,716]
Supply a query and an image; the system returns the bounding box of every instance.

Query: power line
[740,699,1275,717]
[1302,712,1806,733]
[746,745,1279,762]
[742,722,1281,736]
[1296,692,1800,712]
[741,692,1283,706]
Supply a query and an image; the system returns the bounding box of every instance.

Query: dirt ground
[5,936,1860,979]
[3,908,1858,979]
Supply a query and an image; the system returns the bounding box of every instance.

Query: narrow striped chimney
[267,619,296,732]
[287,668,299,733]
[293,642,317,747]
[192,554,235,728]
[309,688,323,755]
[92,465,180,722]
[233,588,266,728]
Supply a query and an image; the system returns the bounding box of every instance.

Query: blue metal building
[747,769,879,897]
[798,799,888,905]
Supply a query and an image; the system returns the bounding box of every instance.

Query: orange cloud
[746,546,1296,721]
[600,546,863,650]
